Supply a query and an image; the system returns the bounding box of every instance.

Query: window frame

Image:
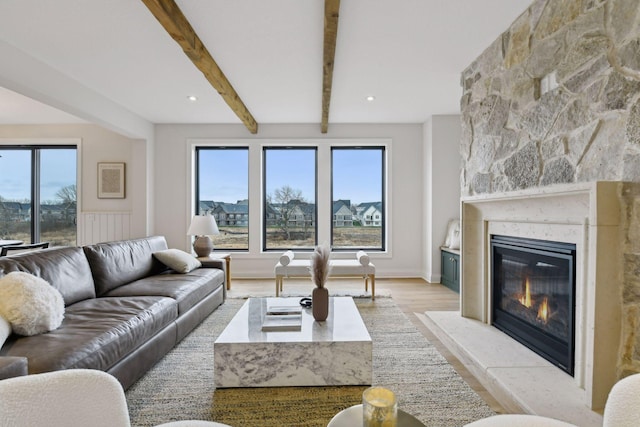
[330,146,386,252]
[0,144,78,245]
[189,138,390,256]
[194,146,250,251]
[262,146,318,252]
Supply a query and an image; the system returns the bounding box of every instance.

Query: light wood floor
[227,277,506,415]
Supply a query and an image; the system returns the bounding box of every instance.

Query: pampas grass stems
[310,244,331,288]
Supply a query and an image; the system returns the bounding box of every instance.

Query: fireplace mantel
[460,181,625,410]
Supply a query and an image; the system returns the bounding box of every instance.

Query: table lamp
[187,214,219,257]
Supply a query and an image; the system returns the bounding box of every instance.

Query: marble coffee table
[214,297,372,388]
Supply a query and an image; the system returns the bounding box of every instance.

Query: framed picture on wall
[98,162,126,198]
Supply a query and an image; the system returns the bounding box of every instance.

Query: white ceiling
[0,0,531,130]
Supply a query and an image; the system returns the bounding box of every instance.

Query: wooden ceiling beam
[141,0,258,134]
[321,0,340,134]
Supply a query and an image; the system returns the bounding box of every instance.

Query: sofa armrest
[198,258,224,271]
[198,257,226,281]
[197,257,227,298]
[0,356,28,380]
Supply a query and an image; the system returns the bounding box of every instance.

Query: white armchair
[0,369,231,427]
[464,414,577,427]
[465,373,640,427]
[602,372,640,427]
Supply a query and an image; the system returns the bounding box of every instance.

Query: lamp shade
[187,215,219,236]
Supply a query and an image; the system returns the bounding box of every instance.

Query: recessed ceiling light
[366,95,376,102]
[187,95,198,102]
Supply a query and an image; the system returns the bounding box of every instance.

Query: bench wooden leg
[275,276,281,297]
[370,275,375,300]
[363,275,375,299]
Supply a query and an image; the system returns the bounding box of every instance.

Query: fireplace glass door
[491,235,576,375]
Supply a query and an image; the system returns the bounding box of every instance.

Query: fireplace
[491,235,576,375]
[459,182,628,410]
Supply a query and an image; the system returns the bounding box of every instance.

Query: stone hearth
[420,310,603,426]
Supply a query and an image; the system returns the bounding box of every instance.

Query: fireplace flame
[537,297,549,323]
[519,277,532,308]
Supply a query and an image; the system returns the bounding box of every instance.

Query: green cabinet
[441,247,460,293]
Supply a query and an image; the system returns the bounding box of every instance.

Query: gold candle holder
[362,386,397,427]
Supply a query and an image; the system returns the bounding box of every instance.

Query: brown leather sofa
[0,236,225,389]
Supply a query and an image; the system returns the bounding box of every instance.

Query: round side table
[328,404,425,427]
[155,422,232,427]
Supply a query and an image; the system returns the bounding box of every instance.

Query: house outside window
[195,147,249,250]
[193,141,387,254]
[263,147,317,251]
[331,147,385,250]
[0,146,77,246]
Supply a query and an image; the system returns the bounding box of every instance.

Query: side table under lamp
[188,215,231,290]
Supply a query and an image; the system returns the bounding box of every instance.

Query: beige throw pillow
[153,249,202,273]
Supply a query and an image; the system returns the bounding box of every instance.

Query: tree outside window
[263,148,317,250]
[0,147,77,246]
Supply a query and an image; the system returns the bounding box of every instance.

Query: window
[331,147,385,250]
[0,146,77,246]
[263,147,317,251]
[193,142,387,253]
[195,147,249,250]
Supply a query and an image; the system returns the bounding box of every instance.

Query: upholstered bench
[274,251,376,299]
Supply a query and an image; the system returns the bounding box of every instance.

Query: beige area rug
[125,298,495,427]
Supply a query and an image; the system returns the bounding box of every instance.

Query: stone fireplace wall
[460,0,640,377]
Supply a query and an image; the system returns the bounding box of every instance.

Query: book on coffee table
[266,305,302,316]
[261,314,302,332]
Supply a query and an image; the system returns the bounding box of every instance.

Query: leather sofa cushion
[83,236,169,296]
[0,356,28,380]
[0,296,177,374]
[105,268,224,315]
[0,246,96,306]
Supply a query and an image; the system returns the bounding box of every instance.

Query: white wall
[0,120,459,281]
[423,115,461,282]
[0,40,156,237]
[423,119,434,280]
[0,124,149,241]
[154,123,424,279]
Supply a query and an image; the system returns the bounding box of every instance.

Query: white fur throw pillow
[0,272,65,336]
[0,315,11,348]
[153,249,202,273]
